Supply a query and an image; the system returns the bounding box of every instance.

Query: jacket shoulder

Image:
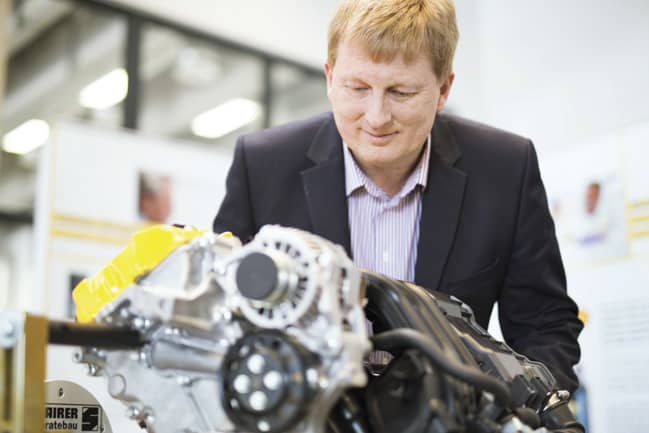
[441,113,532,157]
[441,115,535,177]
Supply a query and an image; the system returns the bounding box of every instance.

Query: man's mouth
[363,130,396,139]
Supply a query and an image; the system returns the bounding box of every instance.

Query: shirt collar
[343,143,365,196]
[343,134,431,198]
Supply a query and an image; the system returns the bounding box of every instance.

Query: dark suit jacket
[213,112,583,392]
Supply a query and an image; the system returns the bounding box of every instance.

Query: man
[213,0,582,392]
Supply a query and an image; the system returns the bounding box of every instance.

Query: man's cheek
[337,100,364,121]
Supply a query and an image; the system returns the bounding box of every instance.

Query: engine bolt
[233,374,251,394]
[263,371,282,390]
[247,354,265,374]
[249,391,268,411]
[126,405,141,419]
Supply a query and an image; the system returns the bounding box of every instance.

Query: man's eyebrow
[341,76,366,83]
[386,81,425,92]
[389,83,421,90]
[340,78,369,87]
[341,77,422,88]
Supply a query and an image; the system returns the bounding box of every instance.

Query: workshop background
[1,1,648,432]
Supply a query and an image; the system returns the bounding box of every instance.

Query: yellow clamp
[72,225,230,323]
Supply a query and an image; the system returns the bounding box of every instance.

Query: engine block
[73,225,582,433]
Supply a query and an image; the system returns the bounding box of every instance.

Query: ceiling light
[191,98,262,139]
[79,68,129,110]
[2,119,50,154]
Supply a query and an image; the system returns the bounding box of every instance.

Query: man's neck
[359,143,427,197]
[363,164,415,197]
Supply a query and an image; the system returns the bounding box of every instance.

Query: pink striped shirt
[344,135,431,282]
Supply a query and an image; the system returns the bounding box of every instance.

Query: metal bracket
[0,310,48,433]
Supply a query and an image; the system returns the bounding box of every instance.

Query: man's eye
[344,85,368,92]
[391,90,414,97]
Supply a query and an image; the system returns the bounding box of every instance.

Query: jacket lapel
[300,115,351,255]
[415,115,467,290]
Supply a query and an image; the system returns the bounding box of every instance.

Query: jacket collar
[414,113,466,290]
[430,113,462,166]
[306,113,342,164]
[301,114,351,254]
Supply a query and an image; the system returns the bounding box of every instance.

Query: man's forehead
[334,37,437,77]
[338,37,406,61]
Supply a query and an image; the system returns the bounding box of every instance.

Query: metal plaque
[44,380,112,433]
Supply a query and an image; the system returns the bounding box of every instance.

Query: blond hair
[327,0,459,80]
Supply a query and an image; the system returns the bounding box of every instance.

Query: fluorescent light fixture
[2,119,50,154]
[191,98,262,139]
[79,68,129,110]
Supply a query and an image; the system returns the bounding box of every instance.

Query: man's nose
[364,94,391,129]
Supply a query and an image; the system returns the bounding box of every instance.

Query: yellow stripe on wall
[49,212,150,245]
[49,228,131,245]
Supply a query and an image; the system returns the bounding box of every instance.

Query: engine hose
[48,320,147,348]
[371,328,512,409]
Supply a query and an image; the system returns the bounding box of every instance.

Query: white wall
[455,0,649,160]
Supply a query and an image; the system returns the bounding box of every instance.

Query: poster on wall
[542,135,628,267]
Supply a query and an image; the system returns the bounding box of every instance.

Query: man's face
[325,38,453,174]
[585,184,601,215]
[140,179,172,224]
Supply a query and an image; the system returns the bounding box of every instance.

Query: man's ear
[324,62,333,96]
[436,72,455,112]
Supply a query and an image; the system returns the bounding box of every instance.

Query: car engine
[72,225,583,433]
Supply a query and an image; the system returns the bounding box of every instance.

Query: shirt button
[382,251,389,263]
